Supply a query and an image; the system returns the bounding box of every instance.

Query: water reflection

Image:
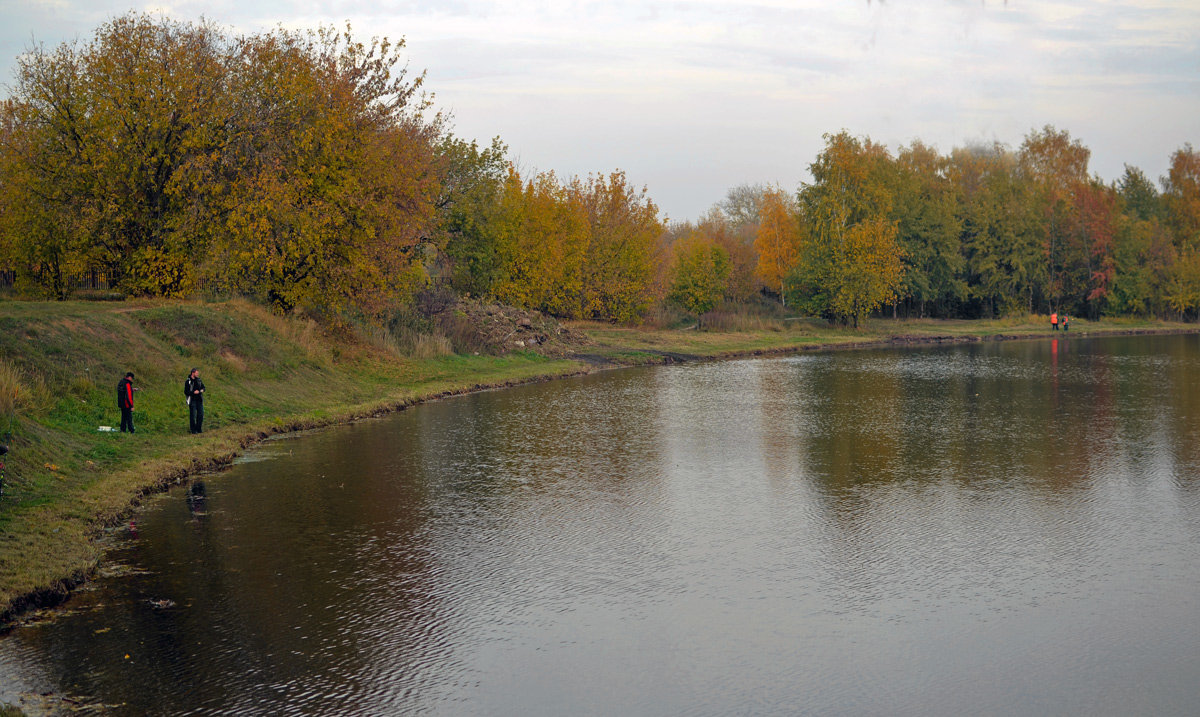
[2,335,1200,715]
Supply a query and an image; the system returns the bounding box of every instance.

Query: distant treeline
[2,13,1197,325]
[680,131,1200,325]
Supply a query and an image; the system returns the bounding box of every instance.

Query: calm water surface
[3,335,1200,715]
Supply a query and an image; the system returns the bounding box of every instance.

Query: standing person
[1051,312,1059,331]
[117,372,136,433]
[184,368,206,434]
[1063,314,1069,332]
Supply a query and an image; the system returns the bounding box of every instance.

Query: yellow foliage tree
[573,171,662,323]
[830,218,906,328]
[205,25,439,315]
[668,232,731,316]
[789,131,904,327]
[1,14,439,316]
[491,169,588,317]
[1163,144,1200,253]
[1167,246,1200,319]
[754,187,801,302]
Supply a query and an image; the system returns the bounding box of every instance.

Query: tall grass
[436,310,489,355]
[0,360,40,426]
[643,302,693,329]
[412,332,453,359]
[226,299,330,362]
[700,309,787,332]
[357,317,455,359]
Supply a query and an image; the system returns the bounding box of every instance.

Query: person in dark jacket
[117,372,136,433]
[185,368,206,434]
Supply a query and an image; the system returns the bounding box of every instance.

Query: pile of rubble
[434,299,592,357]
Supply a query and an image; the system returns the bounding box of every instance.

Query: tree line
[2,14,1198,326]
[0,14,664,323]
[672,131,1200,326]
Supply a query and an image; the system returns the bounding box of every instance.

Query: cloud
[1,0,1197,218]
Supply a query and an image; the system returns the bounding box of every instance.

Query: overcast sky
[2,0,1197,221]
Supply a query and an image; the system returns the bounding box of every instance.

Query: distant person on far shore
[1063,314,1069,332]
[184,368,206,434]
[1051,312,1059,331]
[117,372,137,433]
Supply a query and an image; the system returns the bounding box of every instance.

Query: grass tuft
[412,332,454,359]
[0,360,41,424]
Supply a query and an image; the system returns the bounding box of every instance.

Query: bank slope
[0,300,585,620]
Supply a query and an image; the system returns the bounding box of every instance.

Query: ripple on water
[5,337,1200,715]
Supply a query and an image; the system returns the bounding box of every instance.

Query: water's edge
[5,325,1197,629]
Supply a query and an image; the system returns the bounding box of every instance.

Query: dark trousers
[120,407,135,433]
[189,400,204,434]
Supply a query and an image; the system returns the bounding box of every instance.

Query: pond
[2,334,1200,715]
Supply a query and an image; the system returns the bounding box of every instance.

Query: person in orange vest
[1051,312,1059,331]
[1063,314,1069,332]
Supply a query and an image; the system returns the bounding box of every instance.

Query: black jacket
[117,377,134,409]
[185,376,206,403]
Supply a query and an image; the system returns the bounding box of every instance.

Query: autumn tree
[0,16,230,297]
[754,187,801,303]
[573,171,662,322]
[1,14,440,317]
[1162,144,1200,252]
[1068,180,1119,317]
[788,132,904,327]
[0,87,93,298]
[1019,125,1092,312]
[828,218,905,328]
[1167,248,1200,319]
[490,169,588,317]
[84,15,231,297]
[667,231,732,316]
[208,25,439,315]
[1108,166,1174,316]
[668,210,758,305]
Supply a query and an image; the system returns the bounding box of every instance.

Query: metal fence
[0,269,115,293]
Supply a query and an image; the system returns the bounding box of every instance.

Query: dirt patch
[219,349,247,373]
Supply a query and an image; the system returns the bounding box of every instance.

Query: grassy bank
[0,300,585,622]
[0,300,1196,627]
[576,313,1198,363]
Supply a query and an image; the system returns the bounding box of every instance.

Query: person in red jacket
[117,372,136,433]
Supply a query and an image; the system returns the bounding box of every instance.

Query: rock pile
[435,299,592,356]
